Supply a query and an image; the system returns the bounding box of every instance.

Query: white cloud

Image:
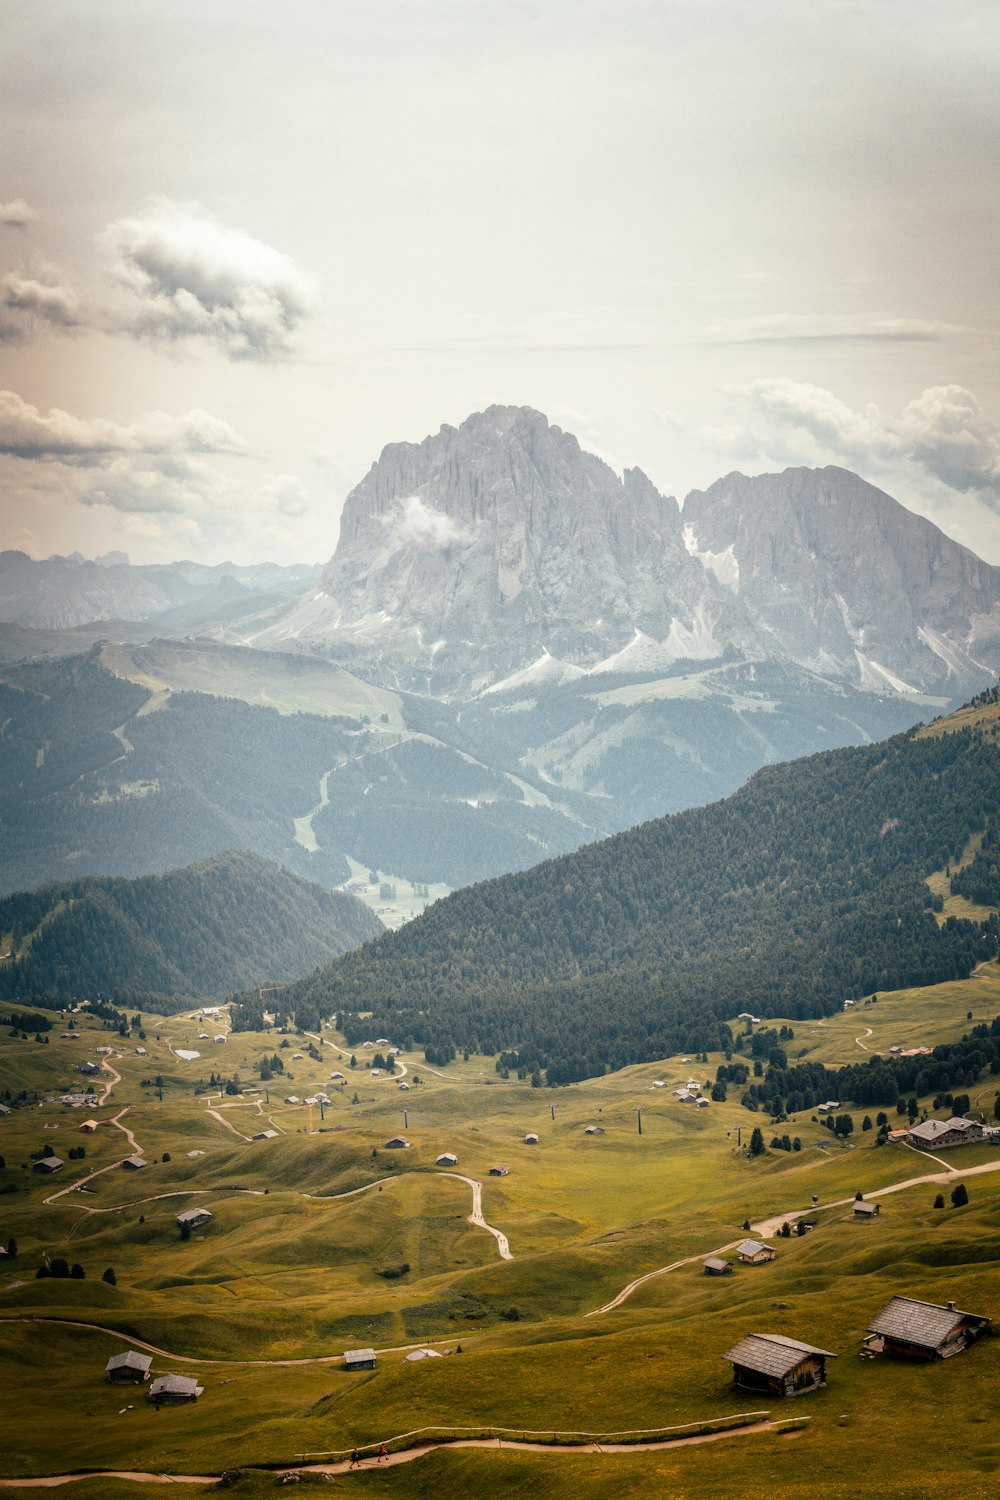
[259,473,311,517]
[702,378,1000,509]
[100,197,320,360]
[0,390,246,463]
[0,199,38,228]
[2,269,81,330]
[390,494,467,548]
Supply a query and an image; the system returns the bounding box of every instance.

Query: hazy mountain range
[2,405,997,899]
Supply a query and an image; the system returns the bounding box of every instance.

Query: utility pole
[637,1108,642,1136]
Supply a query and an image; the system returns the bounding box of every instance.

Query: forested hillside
[0,851,382,1003]
[282,702,1000,1082]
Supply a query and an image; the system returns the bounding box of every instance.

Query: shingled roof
[723,1333,836,1378]
[867,1296,986,1349]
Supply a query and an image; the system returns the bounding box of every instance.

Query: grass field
[1,970,999,1496]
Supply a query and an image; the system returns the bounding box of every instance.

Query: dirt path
[438,1171,512,1259]
[204,1106,252,1142]
[590,1151,1000,1311]
[854,1026,873,1051]
[0,1417,784,1487]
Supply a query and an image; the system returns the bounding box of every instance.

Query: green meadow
[1,972,999,1496]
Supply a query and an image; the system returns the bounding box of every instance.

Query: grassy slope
[0,975,999,1495]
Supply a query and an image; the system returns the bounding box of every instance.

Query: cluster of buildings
[725,1295,991,1397]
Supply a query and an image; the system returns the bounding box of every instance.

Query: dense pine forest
[279,707,1000,1083]
[0,850,381,1003]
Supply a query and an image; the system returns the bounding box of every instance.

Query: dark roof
[106,1350,152,1374]
[868,1296,987,1349]
[703,1256,732,1272]
[724,1333,836,1378]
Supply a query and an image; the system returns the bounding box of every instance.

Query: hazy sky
[3,0,1000,565]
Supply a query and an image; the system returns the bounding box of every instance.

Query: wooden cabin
[489,1164,509,1176]
[853,1200,880,1220]
[106,1350,152,1384]
[723,1333,835,1396]
[735,1238,775,1265]
[148,1374,203,1404]
[344,1348,376,1371]
[703,1256,734,1276]
[175,1207,213,1231]
[865,1296,991,1360]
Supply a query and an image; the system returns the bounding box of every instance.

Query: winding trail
[0,1417,787,1488]
[438,1172,512,1259]
[854,1027,873,1052]
[589,1149,1000,1314]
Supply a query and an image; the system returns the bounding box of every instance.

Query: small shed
[853,1201,880,1220]
[33,1156,63,1173]
[736,1239,775,1265]
[148,1374,203,1404]
[344,1347,376,1371]
[122,1154,147,1171]
[176,1207,213,1231]
[703,1256,734,1276]
[524,1132,539,1144]
[865,1296,991,1360]
[79,1120,99,1133]
[252,1129,279,1141]
[489,1164,509,1176]
[584,1125,604,1135]
[405,1347,442,1362]
[723,1333,835,1396]
[436,1152,458,1166]
[385,1135,410,1149]
[106,1350,152,1384]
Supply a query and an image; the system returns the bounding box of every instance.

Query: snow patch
[682,523,740,592]
[482,651,586,696]
[854,650,918,696]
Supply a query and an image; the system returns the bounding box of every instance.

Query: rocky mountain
[682,466,1000,696]
[247,406,751,694]
[237,406,1000,701]
[0,550,321,632]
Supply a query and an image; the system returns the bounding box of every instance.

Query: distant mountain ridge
[0,550,321,631]
[234,406,1000,699]
[0,850,382,1002]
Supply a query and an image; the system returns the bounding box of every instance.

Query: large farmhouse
[904,1117,984,1149]
[723,1333,835,1396]
[865,1296,991,1359]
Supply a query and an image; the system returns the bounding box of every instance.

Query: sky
[2,0,1000,566]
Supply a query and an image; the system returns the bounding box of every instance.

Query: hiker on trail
[379,1443,387,1462]
[350,1448,360,1467]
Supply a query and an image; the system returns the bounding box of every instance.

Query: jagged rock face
[682,467,1000,694]
[313,406,744,692]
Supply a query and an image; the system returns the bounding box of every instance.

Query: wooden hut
[735,1238,775,1265]
[703,1256,734,1276]
[723,1334,835,1396]
[106,1350,152,1384]
[344,1348,376,1371]
[148,1374,203,1404]
[865,1296,991,1360]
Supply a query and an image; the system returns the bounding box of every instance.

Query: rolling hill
[281,689,1000,1081]
[0,849,382,1003]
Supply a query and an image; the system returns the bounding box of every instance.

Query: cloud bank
[0,199,39,229]
[101,198,320,360]
[0,199,319,360]
[704,378,1000,506]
